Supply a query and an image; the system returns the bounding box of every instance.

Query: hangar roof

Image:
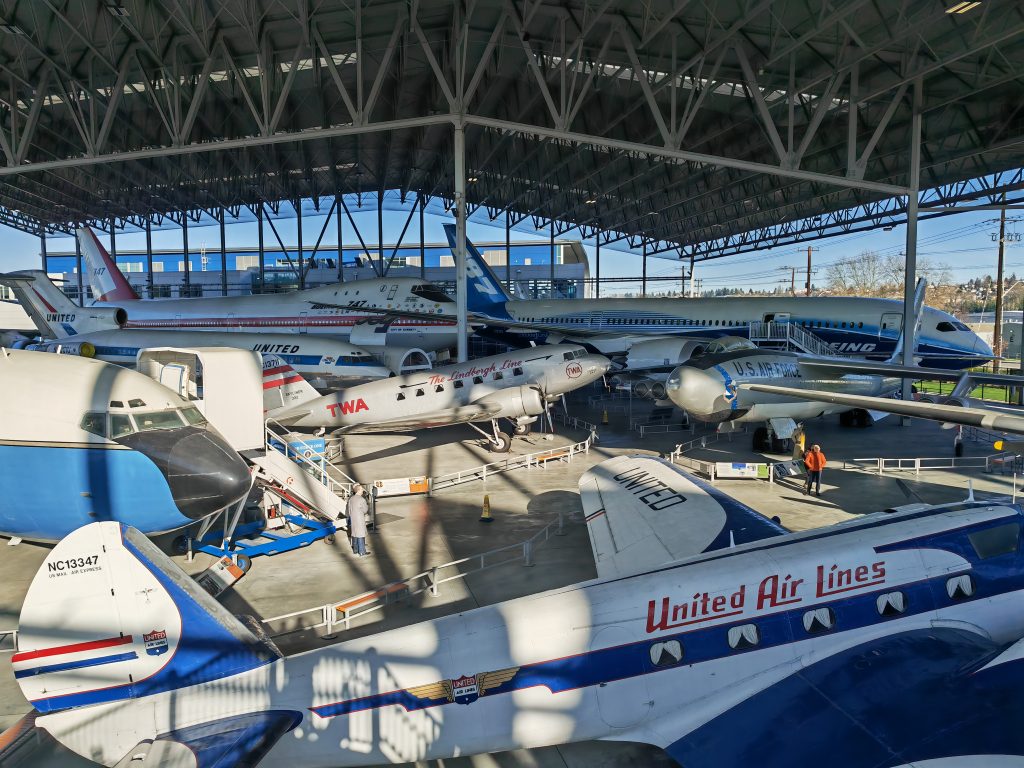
[0,0,1021,262]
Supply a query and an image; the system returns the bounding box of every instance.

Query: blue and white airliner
[444,225,991,371]
[0,348,251,542]
[4,455,1024,766]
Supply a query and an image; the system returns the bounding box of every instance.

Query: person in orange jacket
[803,444,826,496]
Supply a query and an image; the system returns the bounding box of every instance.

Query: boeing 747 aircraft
[4,455,1024,766]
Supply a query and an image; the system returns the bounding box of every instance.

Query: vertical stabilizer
[0,271,124,338]
[77,227,140,301]
[442,223,513,315]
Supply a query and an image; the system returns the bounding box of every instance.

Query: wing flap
[578,456,786,579]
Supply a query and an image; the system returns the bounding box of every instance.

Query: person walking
[803,444,826,496]
[347,484,371,557]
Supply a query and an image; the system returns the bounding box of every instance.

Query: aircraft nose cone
[665,365,726,418]
[127,428,252,520]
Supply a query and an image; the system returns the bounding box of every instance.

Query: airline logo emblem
[404,667,520,707]
[326,398,369,417]
[45,313,76,323]
[450,675,480,705]
[565,362,583,379]
[143,629,169,656]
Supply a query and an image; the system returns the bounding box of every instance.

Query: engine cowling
[918,393,970,408]
[475,385,546,419]
[27,341,96,357]
[625,338,707,371]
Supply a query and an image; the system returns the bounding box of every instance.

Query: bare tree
[825,251,951,298]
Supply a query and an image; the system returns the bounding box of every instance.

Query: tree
[825,250,951,298]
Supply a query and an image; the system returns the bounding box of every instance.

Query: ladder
[748,321,834,357]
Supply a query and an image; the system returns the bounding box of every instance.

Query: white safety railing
[264,418,356,497]
[634,421,694,437]
[844,453,1022,475]
[550,411,599,435]
[260,511,570,639]
[962,425,1011,447]
[749,321,834,357]
[0,627,17,653]
[430,432,596,493]
[587,391,631,407]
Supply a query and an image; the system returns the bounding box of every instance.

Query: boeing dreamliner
[0,271,398,384]
[264,343,610,451]
[0,348,251,542]
[4,454,1024,766]
[443,225,989,370]
[76,227,462,353]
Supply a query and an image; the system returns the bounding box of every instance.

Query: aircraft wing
[578,456,786,579]
[740,382,1024,434]
[798,357,1023,385]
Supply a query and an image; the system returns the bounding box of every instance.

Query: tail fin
[14,522,278,718]
[442,223,513,314]
[888,278,927,364]
[77,227,140,301]
[263,354,321,414]
[0,270,124,338]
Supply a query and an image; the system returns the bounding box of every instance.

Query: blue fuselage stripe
[16,651,138,679]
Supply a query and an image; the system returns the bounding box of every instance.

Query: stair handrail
[263,417,357,494]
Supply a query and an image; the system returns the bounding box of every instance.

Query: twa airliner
[4,455,1023,766]
[77,227,462,352]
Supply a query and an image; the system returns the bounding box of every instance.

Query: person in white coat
[347,484,370,557]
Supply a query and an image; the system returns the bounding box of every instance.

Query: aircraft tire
[513,422,532,436]
[235,554,253,573]
[171,535,190,556]
[491,432,513,453]
[752,427,769,451]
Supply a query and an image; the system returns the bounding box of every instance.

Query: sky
[0,200,1020,296]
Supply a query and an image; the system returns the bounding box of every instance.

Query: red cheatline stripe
[263,375,305,390]
[31,287,57,314]
[262,365,294,377]
[12,634,132,664]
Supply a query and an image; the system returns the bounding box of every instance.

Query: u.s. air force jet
[264,343,611,451]
[5,454,1024,766]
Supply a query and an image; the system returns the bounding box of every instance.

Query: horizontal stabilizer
[262,354,320,416]
[578,456,786,579]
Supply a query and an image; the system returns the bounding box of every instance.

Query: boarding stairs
[748,321,834,357]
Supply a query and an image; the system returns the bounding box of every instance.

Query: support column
[549,219,555,298]
[454,122,469,362]
[182,213,190,295]
[377,196,385,279]
[505,214,511,291]
[73,230,83,305]
[257,205,266,291]
[219,209,227,296]
[145,218,154,298]
[337,194,344,282]
[595,233,600,298]
[296,199,305,290]
[642,242,647,297]
[900,79,923,415]
[419,195,426,280]
[38,229,48,282]
[109,217,117,263]
[994,199,1007,373]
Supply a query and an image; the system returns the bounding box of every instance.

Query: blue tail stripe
[15,651,138,679]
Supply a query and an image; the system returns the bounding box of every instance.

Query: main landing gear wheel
[171,535,189,556]
[513,422,532,436]
[771,436,794,454]
[234,553,253,573]
[491,432,513,453]
[753,426,769,452]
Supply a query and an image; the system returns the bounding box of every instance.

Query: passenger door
[880,312,903,337]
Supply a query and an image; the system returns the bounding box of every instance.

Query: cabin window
[109,413,134,439]
[473,376,484,385]
[969,523,1021,559]
[802,607,836,634]
[80,412,107,438]
[434,385,444,393]
[454,380,464,389]
[649,639,683,667]
[415,389,425,397]
[858,322,863,328]
[876,591,907,617]
[397,393,406,401]
[513,367,524,376]
[494,372,503,381]
[727,624,761,650]
[946,574,975,600]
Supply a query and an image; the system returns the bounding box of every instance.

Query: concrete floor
[2,384,1020,767]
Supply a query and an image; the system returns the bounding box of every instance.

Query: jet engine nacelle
[625,338,707,371]
[632,379,667,400]
[477,385,546,419]
[918,393,971,408]
[371,347,433,375]
[27,341,97,357]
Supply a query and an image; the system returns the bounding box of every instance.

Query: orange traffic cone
[480,494,494,523]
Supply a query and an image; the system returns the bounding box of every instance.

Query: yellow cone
[480,494,494,523]
[602,409,609,425]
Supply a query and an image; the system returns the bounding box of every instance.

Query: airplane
[0,348,251,543]
[264,343,611,451]
[76,226,464,353]
[0,270,398,385]
[6,454,1024,767]
[444,225,991,371]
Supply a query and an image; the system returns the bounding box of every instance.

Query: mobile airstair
[748,321,834,356]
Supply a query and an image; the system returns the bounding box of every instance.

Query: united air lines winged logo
[406,666,519,706]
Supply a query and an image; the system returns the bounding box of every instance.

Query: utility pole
[994,200,1007,373]
[805,245,818,296]
[790,267,796,296]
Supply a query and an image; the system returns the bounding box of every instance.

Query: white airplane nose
[665,365,732,420]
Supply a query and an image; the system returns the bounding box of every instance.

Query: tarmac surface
[2,382,1021,767]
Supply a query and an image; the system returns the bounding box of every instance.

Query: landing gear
[513,421,532,436]
[753,426,769,452]
[468,420,514,453]
[840,409,872,428]
[754,423,794,454]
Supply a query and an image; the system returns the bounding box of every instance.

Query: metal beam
[901,78,923,418]
[454,121,468,362]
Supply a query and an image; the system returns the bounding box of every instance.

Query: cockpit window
[562,349,587,361]
[411,284,453,303]
[937,320,971,333]
[181,406,207,426]
[81,412,107,438]
[128,398,146,408]
[135,410,186,431]
[109,413,134,439]
[968,523,1020,559]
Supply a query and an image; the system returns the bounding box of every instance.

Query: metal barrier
[429,432,596,493]
[260,511,570,639]
[844,453,1022,475]
[550,412,599,435]
[634,422,694,437]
